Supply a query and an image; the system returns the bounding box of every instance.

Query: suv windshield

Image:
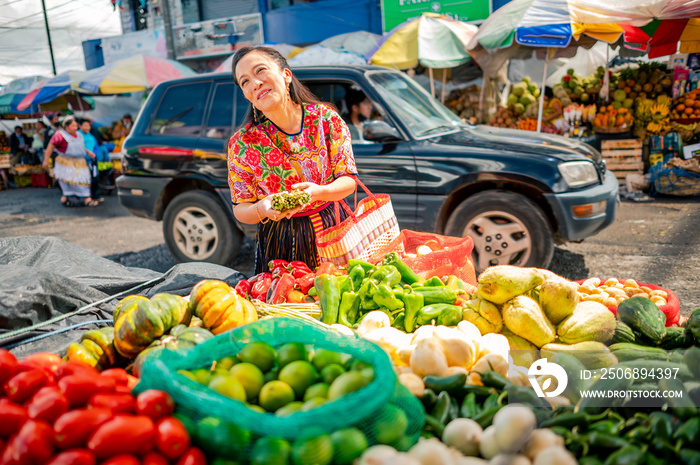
[368,71,462,137]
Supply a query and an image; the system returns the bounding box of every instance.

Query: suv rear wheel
[445,190,554,273]
[163,191,242,265]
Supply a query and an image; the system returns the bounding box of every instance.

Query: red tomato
[99,369,129,386]
[54,362,99,380]
[0,402,27,437]
[27,386,69,424]
[175,447,207,465]
[53,408,114,450]
[100,454,141,465]
[58,374,116,407]
[142,451,170,465]
[0,350,18,385]
[155,417,190,459]
[17,353,62,379]
[8,419,54,465]
[3,369,48,403]
[87,415,155,459]
[112,384,132,395]
[135,390,174,421]
[87,393,135,414]
[46,449,96,465]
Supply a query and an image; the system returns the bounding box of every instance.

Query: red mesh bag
[367,230,477,286]
[576,279,681,327]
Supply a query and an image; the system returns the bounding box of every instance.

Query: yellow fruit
[477,265,545,304]
[311,349,344,372]
[371,405,408,445]
[216,356,238,371]
[247,404,266,414]
[277,342,308,369]
[192,367,214,385]
[177,370,198,382]
[291,433,334,465]
[320,364,346,385]
[238,341,277,373]
[278,360,319,398]
[303,382,330,401]
[538,277,580,325]
[502,295,556,348]
[328,371,369,400]
[462,297,503,334]
[557,301,616,344]
[275,401,304,417]
[331,428,368,465]
[229,362,265,401]
[301,397,326,411]
[208,374,247,402]
[259,380,295,412]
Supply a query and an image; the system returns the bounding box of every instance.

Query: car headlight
[558,161,598,188]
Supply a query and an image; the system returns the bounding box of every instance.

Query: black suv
[117,66,619,272]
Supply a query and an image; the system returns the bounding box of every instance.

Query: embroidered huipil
[227,103,357,211]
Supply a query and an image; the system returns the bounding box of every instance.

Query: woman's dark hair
[62,117,76,129]
[231,46,326,128]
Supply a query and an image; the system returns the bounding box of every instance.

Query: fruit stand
[1,232,699,465]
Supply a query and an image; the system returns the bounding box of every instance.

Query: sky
[0,0,122,86]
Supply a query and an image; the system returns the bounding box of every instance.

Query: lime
[246,403,267,414]
[229,362,265,401]
[276,401,304,417]
[279,360,319,398]
[359,367,375,384]
[392,435,413,452]
[192,367,214,385]
[311,349,344,372]
[291,433,333,465]
[320,363,346,385]
[301,397,326,412]
[216,355,239,371]
[208,374,247,402]
[196,416,251,459]
[277,342,308,368]
[259,380,296,412]
[212,367,230,378]
[330,428,368,465]
[371,405,408,445]
[251,436,291,465]
[238,341,277,372]
[177,369,198,382]
[328,371,369,400]
[303,382,329,401]
[346,358,371,372]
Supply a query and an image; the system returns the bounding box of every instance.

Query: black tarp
[0,236,246,358]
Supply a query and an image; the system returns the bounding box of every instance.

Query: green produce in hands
[271,189,311,211]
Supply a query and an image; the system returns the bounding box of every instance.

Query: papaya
[557,301,616,344]
[502,295,556,348]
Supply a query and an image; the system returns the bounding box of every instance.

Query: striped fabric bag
[310,178,400,267]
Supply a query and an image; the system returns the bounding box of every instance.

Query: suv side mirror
[362,120,402,142]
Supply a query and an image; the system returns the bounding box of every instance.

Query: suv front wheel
[445,190,554,273]
[163,191,242,265]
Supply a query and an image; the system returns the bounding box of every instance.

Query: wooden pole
[441,68,447,104]
[429,67,435,98]
[537,48,551,133]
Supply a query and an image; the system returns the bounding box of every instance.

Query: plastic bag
[367,229,477,285]
[135,318,425,461]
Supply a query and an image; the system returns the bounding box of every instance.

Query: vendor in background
[31,121,46,163]
[42,117,99,207]
[9,126,31,165]
[229,46,357,274]
[122,114,133,134]
[344,88,374,143]
[542,87,563,126]
[79,119,100,200]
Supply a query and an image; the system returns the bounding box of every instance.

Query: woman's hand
[292,182,325,204]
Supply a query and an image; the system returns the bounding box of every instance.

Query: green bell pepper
[308,286,317,297]
[424,276,444,287]
[392,312,405,331]
[347,258,376,274]
[337,275,352,295]
[338,291,360,327]
[413,286,457,305]
[381,252,421,285]
[359,278,380,311]
[437,304,463,326]
[675,417,700,444]
[400,292,424,333]
[373,282,404,311]
[348,265,365,292]
[415,303,459,326]
[370,265,402,287]
[315,274,340,325]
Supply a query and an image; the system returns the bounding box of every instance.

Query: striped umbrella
[0,75,47,114]
[79,54,195,94]
[17,70,85,111]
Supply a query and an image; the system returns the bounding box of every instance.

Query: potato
[603,297,618,307]
[581,278,601,287]
[650,290,668,299]
[603,278,619,286]
[624,279,639,287]
[640,286,653,293]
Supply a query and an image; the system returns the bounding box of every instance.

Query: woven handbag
[310,177,400,267]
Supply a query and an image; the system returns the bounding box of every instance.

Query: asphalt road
[1,186,699,315]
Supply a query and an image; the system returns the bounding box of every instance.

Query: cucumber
[608,343,672,362]
[612,320,637,344]
[659,326,694,350]
[616,297,666,345]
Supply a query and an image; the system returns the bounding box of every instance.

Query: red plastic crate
[31,172,52,188]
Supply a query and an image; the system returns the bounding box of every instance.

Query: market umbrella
[0,75,47,114]
[320,31,381,56]
[288,45,368,66]
[79,54,196,94]
[212,43,300,73]
[17,70,86,111]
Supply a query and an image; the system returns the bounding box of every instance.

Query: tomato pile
[0,350,206,465]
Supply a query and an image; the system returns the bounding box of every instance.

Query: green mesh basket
[135,318,425,463]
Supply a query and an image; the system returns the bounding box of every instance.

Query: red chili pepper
[142,452,170,465]
[296,272,316,294]
[100,454,141,465]
[99,368,130,386]
[289,260,313,277]
[0,350,18,385]
[250,276,273,300]
[87,415,155,459]
[27,386,69,424]
[58,374,116,408]
[269,273,296,304]
[175,447,207,465]
[46,449,96,465]
[0,402,28,437]
[4,369,49,404]
[315,261,339,277]
[87,393,135,414]
[268,259,290,271]
[54,362,99,380]
[135,390,175,421]
[270,265,292,278]
[155,417,190,460]
[234,279,252,298]
[53,408,114,450]
[248,272,272,284]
